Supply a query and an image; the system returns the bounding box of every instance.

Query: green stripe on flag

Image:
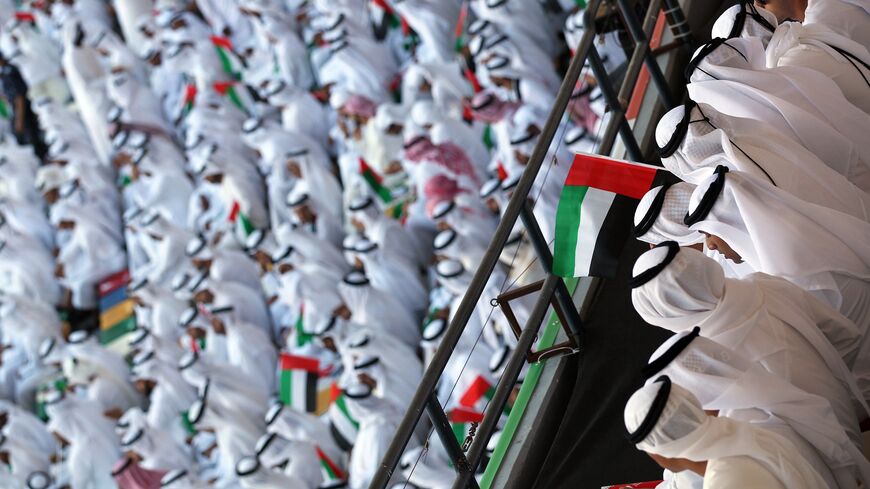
[363,171,393,203]
[0,99,9,119]
[181,410,197,435]
[483,125,494,150]
[214,47,239,79]
[553,185,588,277]
[279,369,292,405]
[295,314,313,347]
[226,86,246,111]
[99,316,136,345]
[335,395,360,430]
[237,212,255,236]
[452,422,466,443]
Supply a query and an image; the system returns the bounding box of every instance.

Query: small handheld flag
[359,158,394,203]
[553,154,665,278]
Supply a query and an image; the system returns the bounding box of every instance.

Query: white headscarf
[711,3,777,44]
[655,102,870,217]
[354,239,428,313]
[646,331,870,488]
[687,37,870,186]
[686,169,870,310]
[631,245,869,439]
[46,395,121,489]
[338,272,420,346]
[624,379,830,489]
[265,403,343,464]
[765,20,870,114]
[633,183,703,246]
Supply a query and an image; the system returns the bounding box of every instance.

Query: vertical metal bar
[425,393,479,488]
[596,0,663,155]
[518,203,582,343]
[451,275,561,489]
[585,49,644,160]
[662,0,695,49]
[368,2,603,486]
[616,0,675,109]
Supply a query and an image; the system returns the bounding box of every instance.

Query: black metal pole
[596,0,663,155]
[425,393,479,488]
[367,1,604,486]
[585,49,645,161]
[517,202,582,344]
[451,275,561,489]
[616,0,675,109]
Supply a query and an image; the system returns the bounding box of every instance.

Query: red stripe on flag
[183,84,197,104]
[228,201,240,223]
[209,35,234,50]
[15,12,35,22]
[330,382,341,403]
[280,353,320,372]
[463,68,482,93]
[316,446,346,479]
[454,2,469,38]
[459,375,492,408]
[213,81,235,95]
[372,0,393,12]
[565,154,658,199]
[497,162,508,181]
[359,158,383,184]
[449,407,485,423]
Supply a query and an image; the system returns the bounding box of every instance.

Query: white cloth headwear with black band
[687,37,870,189]
[632,244,870,449]
[685,168,870,317]
[655,101,870,215]
[647,330,870,489]
[624,378,831,489]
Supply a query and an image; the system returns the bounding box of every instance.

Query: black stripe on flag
[587,170,675,278]
[330,422,355,452]
[305,373,318,413]
[588,194,638,278]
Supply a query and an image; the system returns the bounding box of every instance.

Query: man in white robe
[645,329,870,489]
[624,378,830,489]
[631,243,868,449]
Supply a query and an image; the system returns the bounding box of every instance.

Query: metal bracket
[494,279,581,364]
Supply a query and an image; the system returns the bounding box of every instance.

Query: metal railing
[370,1,688,487]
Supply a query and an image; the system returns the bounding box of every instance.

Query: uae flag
[279,354,320,413]
[553,154,665,278]
[209,35,241,79]
[293,303,314,348]
[459,375,495,412]
[449,407,484,443]
[453,2,469,52]
[228,201,255,238]
[213,81,246,112]
[359,158,393,203]
[181,83,197,116]
[316,446,346,485]
[328,393,361,451]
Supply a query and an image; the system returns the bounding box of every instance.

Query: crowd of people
[0,0,625,488]
[624,1,870,488]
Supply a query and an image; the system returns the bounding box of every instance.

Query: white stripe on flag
[574,188,616,276]
[291,370,308,410]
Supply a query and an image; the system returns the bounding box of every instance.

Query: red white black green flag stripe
[553,154,664,278]
[279,354,321,413]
